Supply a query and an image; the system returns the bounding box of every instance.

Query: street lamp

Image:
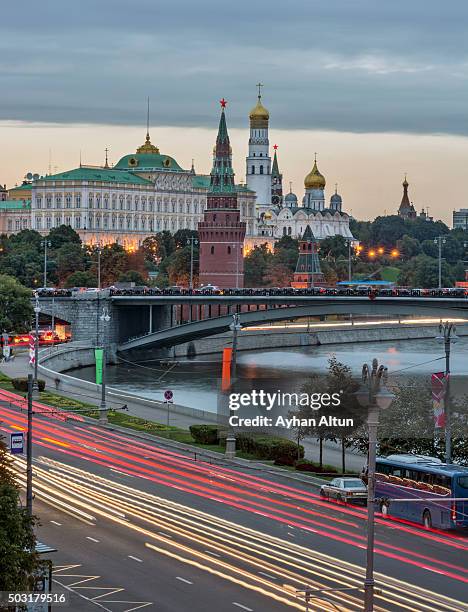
[434,236,447,289]
[99,306,111,425]
[96,244,102,290]
[345,240,352,282]
[32,292,41,399]
[41,240,52,288]
[356,358,395,612]
[186,237,198,290]
[225,313,242,459]
[435,321,458,463]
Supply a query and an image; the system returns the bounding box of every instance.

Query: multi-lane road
[1,390,467,611]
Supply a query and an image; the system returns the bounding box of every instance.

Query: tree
[396,235,421,260]
[0,275,32,332]
[92,244,129,287]
[412,255,454,288]
[47,225,81,249]
[264,263,292,287]
[369,216,408,247]
[0,434,40,592]
[64,271,97,288]
[118,270,146,285]
[56,243,86,284]
[319,235,349,260]
[244,244,272,287]
[173,229,198,249]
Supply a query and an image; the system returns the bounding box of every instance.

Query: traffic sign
[10,432,24,454]
[164,389,173,402]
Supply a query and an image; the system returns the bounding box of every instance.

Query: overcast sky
[1,0,467,223]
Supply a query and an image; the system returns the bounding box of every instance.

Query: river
[70,337,468,413]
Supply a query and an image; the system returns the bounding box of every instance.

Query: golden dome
[263,211,272,220]
[304,160,326,190]
[249,96,269,124]
[136,133,160,154]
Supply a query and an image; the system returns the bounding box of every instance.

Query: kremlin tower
[246,85,272,206]
[271,145,283,205]
[291,225,324,288]
[198,99,246,288]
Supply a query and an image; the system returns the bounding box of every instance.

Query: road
[1,392,467,611]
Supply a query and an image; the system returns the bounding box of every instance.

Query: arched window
[260,165,264,175]
[251,166,255,174]
[210,246,215,255]
[227,246,231,254]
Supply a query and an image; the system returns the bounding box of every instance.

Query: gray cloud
[1,0,467,134]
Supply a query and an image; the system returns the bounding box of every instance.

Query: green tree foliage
[64,271,97,288]
[118,270,146,285]
[47,225,81,249]
[396,235,421,260]
[411,255,454,288]
[55,243,86,284]
[0,274,32,332]
[173,229,198,249]
[244,244,272,287]
[319,235,349,260]
[0,434,40,592]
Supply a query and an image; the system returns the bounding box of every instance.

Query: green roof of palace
[0,199,31,210]
[114,153,184,172]
[9,183,31,192]
[192,175,211,189]
[41,167,152,185]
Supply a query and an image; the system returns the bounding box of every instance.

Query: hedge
[11,377,45,392]
[235,433,304,466]
[189,424,220,445]
[294,459,338,474]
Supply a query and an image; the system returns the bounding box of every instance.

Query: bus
[375,454,468,530]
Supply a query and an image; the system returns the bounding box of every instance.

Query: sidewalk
[0,350,365,471]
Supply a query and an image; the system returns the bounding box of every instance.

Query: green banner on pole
[95,348,103,384]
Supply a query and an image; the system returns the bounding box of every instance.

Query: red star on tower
[220,98,227,109]
[273,144,278,150]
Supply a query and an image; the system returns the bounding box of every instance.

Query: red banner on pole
[431,371,446,428]
[29,334,35,366]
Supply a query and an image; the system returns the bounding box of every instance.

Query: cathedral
[245,89,355,247]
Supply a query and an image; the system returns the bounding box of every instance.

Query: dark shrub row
[11,377,45,392]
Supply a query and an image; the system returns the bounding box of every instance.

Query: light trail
[12,457,467,612]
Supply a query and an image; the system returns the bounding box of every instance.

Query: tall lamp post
[41,240,52,288]
[186,237,198,290]
[32,292,41,399]
[225,313,242,459]
[356,358,395,612]
[436,321,458,464]
[96,244,102,290]
[345,239,353,282]
[99,306,111,425]
[434,236,447,289]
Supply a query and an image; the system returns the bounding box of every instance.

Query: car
[320,477,368,504]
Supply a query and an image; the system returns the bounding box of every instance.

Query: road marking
[287,532,295,537]
[258,571,277,580]
[86,537,100,543]
[176,577,193,585]
[128,556,143,563]
[204,550,220,557]
[158,531,172,538]
[233,603,253,611]
[110,468,135,478]
[50,520,62,526]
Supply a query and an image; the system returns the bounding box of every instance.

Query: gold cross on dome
[256,82,264,98]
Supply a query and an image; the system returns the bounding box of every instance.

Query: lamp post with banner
[356,358,395,612]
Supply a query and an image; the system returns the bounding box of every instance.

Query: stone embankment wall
[172,323,468,358]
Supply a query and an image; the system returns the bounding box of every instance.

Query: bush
[294,459,338,474]
[235,433,303,465]
[11,378,45,392]
[189,425,220,445]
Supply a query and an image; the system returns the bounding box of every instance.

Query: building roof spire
[209,99,235,193]
[272,144,280,177]
[136,97,160,154]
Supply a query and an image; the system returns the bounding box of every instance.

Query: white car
[320,477,368,504]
